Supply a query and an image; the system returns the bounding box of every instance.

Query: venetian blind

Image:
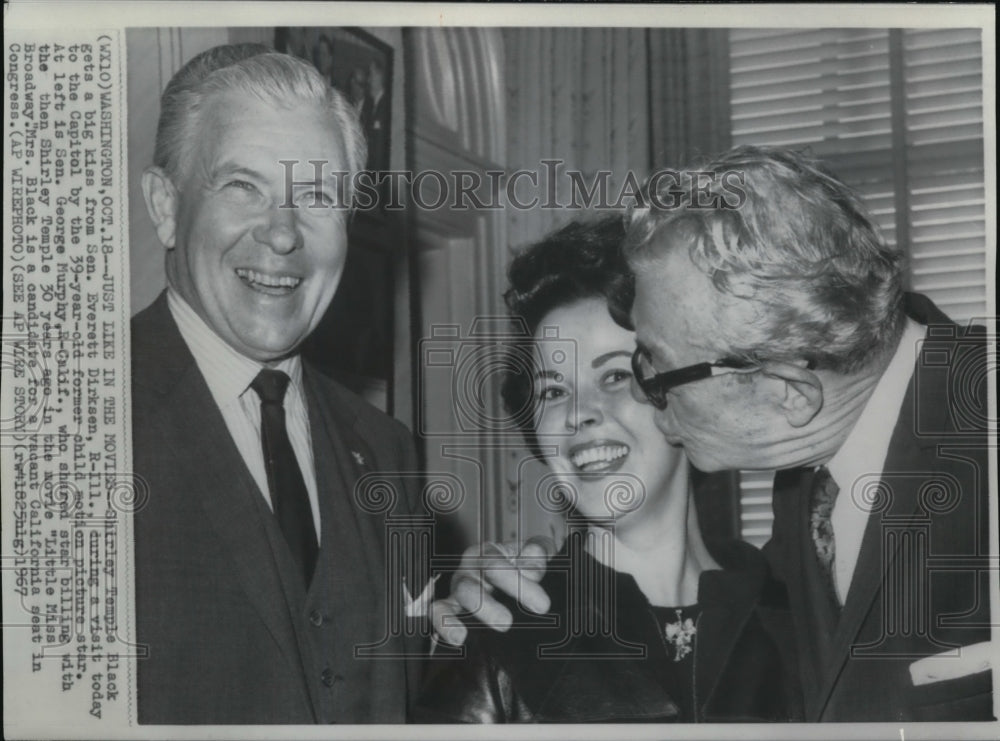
[728,27,986,547]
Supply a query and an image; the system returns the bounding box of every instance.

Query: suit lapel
[140,295,308,690]
[813,299,949,718]
[303,369,382,598]
[695,561,762,718]
[770,468,830,717]
[815,418,928,714]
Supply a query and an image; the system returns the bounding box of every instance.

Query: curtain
[502,27,650,252]
[647,28,732,168]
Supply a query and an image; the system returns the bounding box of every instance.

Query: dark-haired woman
[417,216,802,723]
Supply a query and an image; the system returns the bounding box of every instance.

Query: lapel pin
[351,450,365,467]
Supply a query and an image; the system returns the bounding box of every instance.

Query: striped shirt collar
[166,288,303,406]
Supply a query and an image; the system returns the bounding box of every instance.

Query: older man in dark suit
[622,147,992,721]
[441,146,994,722]
[132,44,425,724]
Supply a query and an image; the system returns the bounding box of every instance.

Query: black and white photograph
[2,2,996,739]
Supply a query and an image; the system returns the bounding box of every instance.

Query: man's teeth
[236,268,301,289]
[571,445,628,471]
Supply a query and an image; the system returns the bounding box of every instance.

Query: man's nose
[252,204,302,254]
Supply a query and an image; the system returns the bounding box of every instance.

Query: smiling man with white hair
[622,147,993,720]
[131,44,424,724]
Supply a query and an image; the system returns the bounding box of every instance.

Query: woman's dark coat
[416,538,803,723]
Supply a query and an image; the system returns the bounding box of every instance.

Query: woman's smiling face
[532,297,686,526]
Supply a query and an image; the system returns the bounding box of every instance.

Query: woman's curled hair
[501,215,632,452]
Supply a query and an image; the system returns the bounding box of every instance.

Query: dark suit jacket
[416,539,802,723]
[765,293,993,721]
[132,293,425,724]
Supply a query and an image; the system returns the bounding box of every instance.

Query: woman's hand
[431,537,555,645]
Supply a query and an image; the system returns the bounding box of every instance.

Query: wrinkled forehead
[629,248,735,363]
[204,88,340,139]
[190,91,348,173]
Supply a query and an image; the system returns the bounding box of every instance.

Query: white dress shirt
[825,317,926,604]
[167,290,321,541]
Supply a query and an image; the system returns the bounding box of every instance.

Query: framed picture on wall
[275,27,393,178]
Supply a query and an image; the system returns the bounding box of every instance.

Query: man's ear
[141,166,179,249]
[759,360,824,427]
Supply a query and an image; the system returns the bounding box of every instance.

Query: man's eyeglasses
[630,346,755,410]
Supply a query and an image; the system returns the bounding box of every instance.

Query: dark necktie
[809,466,840,601]
[251,369,318,586]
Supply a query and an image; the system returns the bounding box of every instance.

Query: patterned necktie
[809,466,840,600]
[251,369,318,587]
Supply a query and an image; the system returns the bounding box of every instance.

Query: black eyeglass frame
[630,347,755,410]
